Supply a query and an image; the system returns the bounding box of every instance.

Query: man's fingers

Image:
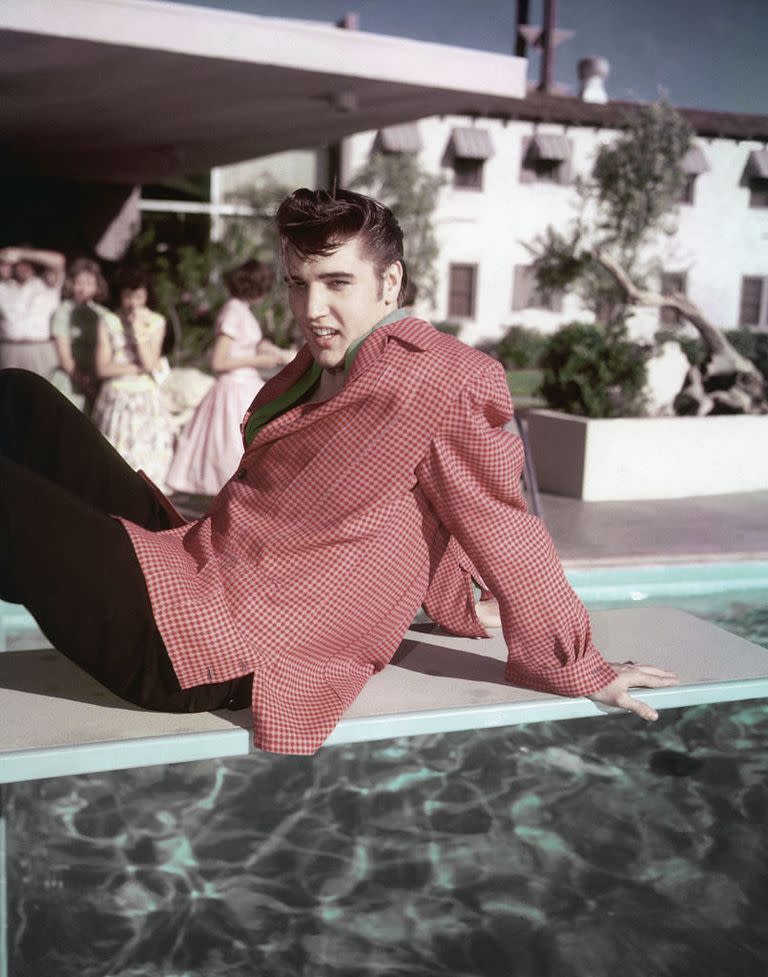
[617,691,659,722]
[611,662,678,679]
[625,670,680,689]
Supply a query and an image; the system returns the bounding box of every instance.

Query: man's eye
[329,280,350,290]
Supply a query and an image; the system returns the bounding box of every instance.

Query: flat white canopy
[1,0,527,183]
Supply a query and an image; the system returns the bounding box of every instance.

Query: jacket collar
[241,313,438,449]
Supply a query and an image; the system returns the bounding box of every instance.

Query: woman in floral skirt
[92,267,173,490]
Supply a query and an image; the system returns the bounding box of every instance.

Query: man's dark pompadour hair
[275,188,408,305]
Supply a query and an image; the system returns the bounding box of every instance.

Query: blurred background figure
[92,266,173,489]
[166,258,292,496]
[50,257,111,413]
[0,246,64,376]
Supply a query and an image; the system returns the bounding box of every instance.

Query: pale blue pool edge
[565,559,768,603]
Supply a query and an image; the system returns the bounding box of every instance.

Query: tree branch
[593,249,759,376]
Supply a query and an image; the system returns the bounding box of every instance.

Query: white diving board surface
[1,607,767,785]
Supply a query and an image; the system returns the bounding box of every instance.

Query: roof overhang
[1,0,528,184]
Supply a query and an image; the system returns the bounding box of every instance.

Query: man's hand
[589,662,679,722]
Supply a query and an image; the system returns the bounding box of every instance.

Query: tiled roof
[483,91,768,142]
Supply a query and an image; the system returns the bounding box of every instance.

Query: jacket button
[236,468,247,480]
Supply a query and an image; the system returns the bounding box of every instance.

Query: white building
[214,79,768,346]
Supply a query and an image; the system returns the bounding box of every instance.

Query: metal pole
[540,0,556,93]
[515,0,530,58]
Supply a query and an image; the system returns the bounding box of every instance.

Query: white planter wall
[527,410,768,501]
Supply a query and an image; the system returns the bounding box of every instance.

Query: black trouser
[0,369,251,713]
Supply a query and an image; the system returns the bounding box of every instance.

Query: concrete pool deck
[170,488,768,569]
[540,489,768,568]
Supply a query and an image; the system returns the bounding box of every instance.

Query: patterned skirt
[92,378,174,491]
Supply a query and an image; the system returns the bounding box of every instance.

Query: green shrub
[725,329,768,379]
[540,322,649,418]
[655,328,706,367]
[432,321,462,336]
[482,325,548,370]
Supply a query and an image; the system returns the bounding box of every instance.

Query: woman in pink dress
[166,259,292,496]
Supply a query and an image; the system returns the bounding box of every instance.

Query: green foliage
[432,320,462,336]
[655,328,706,367]
[484,325,548,370]
[528,102,694,328]
[592,102,694,266]
[129,179,294,367]
[540,322,649,418]
[725,329,768,379]
[349,153,444,306]
[505,368,543,399]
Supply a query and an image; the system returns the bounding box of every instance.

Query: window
[511,265,563,313]
[739,276,768,326]
[678,145,709,206]
[520,134,572,185]
[680,174,697,205]
[750,178,768,209]
[446,127,493,192]
[453,157,484,189]
[743,150,768,209]
[659,272,687,325]
[448,264,477,318]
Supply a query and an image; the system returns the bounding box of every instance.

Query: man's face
[284,236,402,371]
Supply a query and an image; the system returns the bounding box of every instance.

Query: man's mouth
[310,327,339,339]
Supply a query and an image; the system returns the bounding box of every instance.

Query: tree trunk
[593,250,767,415]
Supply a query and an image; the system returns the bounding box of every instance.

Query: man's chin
[314,350,347,371]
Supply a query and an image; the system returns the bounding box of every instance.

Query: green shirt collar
[243,306,410,447]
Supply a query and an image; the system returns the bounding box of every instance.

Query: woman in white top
[0,246,64,376]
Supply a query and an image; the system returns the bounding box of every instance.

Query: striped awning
[745,148,768,179]
[378,123,422,153]
[681,145,710,175]
[530,133,570,161]
[449,126,494,160]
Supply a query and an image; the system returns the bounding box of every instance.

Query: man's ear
[383,260,404,304]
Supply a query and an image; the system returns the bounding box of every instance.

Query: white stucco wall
[343,117,768,344]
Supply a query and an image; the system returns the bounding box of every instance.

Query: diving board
[1,607,767,785]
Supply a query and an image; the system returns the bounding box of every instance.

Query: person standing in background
[0,246,64,376]
[50,258,111,413]
[92,267,173,490]
[166,258,293,496]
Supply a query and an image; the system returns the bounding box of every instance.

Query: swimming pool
[3,563,768,977]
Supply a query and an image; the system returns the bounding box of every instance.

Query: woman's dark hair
[65,257,109,303]
[113,265,150,294]
[225,259,275,301]
[275,188,408,304]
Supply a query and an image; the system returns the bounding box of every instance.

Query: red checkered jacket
[121,317,617,753]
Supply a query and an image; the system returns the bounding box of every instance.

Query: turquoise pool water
[3,565,768,977]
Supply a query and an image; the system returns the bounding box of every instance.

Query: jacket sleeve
[415,359,618,698]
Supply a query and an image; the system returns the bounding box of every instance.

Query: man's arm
[416,359,676,719]
[0,246,65,273]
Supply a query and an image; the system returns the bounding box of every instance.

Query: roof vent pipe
[578,56,610,103]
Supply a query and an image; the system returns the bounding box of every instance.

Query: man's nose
[305,284,328,321]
